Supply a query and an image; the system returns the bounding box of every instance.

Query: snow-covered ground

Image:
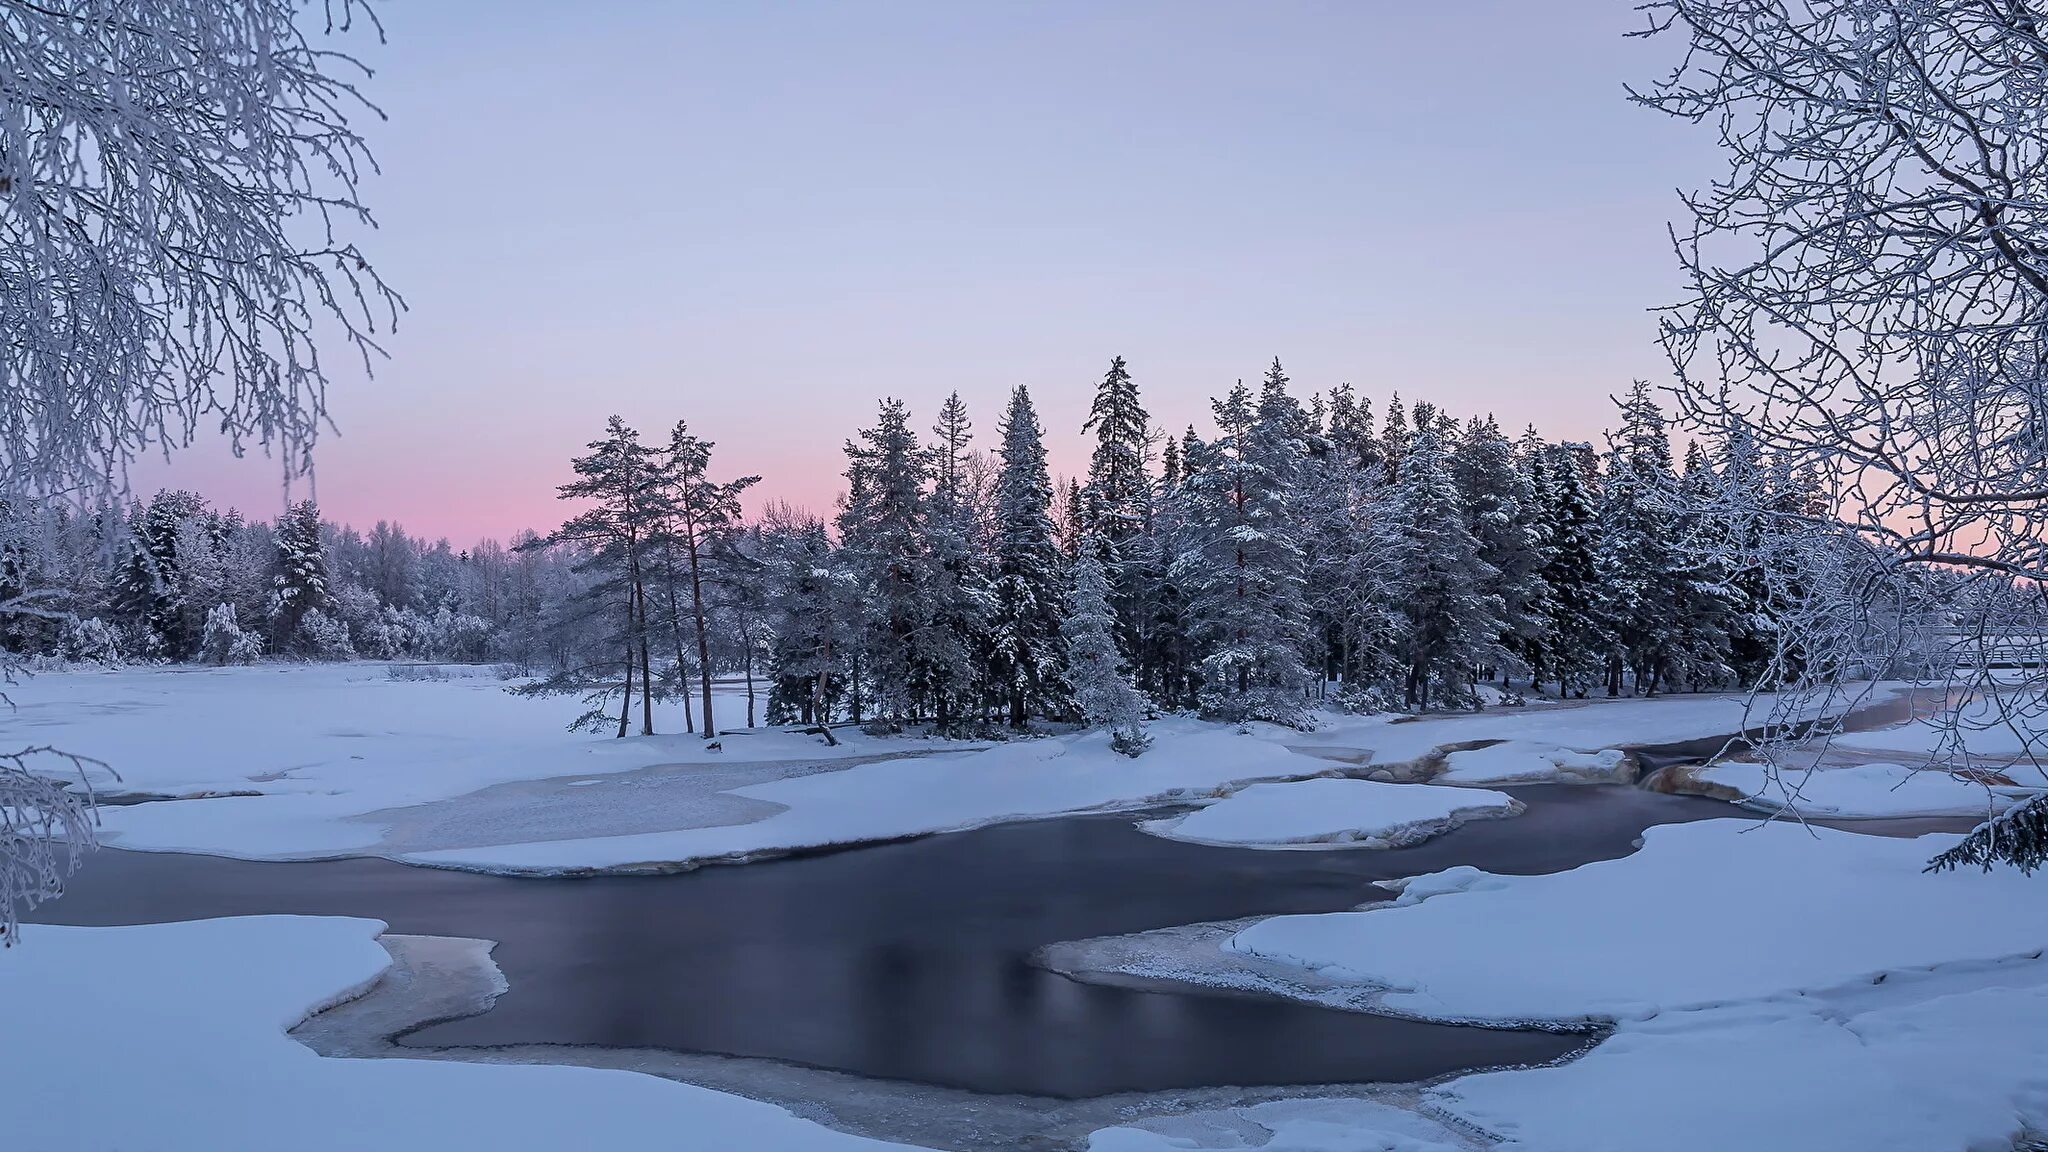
[1090,1098,1479,1152]
[1139,777,1521,850]
[7,665,1916,870]
[402,721,1342,873]
[4,664,973,859]
[1208,819,2048,1152]
[1691,760,2031,819]
[1433,741,1630,785]
[0,915,925,1152]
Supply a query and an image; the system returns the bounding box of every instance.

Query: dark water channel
[33,785,1731,1098]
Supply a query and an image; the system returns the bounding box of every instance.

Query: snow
[1228,819,2048,1024]
[1695,760,2033,819]
[403,720,1341,873]
[5,664,962,859]
[1441,973,2048,1152]
[9,665,1910,871]
[1207,818,2048,1152]
[1140,777,1520,850]
[1433,742,1629,785]
[1089,1098,1475,1151]
[0,915,924,1152]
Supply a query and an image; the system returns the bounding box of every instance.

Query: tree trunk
[637,583,654,736]
[686,529,715,740]
[617,636,634,739]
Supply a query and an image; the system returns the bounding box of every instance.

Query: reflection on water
[35,786,1730,1097]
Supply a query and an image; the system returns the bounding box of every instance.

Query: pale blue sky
[152,1,1710,541]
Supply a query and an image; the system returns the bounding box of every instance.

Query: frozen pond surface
[37,785,1734,1098]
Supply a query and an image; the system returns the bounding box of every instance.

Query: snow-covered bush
[199,604,263,666]
[429,607,494,663]
[59,617,125,666]
[328,583,393,658]
[295,610,355,661]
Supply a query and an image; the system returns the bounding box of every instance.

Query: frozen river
[34,784,1738,1098]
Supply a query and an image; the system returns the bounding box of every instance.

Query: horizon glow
[138,1,1711,545]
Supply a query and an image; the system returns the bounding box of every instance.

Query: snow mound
[0,915,922,1151]
[1141,777,1521,850]
[1227,819,2048,1024]
[1697,760,2034,819]
[1434,741,1629,785]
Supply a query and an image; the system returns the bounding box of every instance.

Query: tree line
[0,358,1914,753]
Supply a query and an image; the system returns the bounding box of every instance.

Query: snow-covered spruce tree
[1178,370,1315,728]
[519,418,665,736]
[1063,540,1150,755]
[924,393,993,732]
[1451,416,1550,690]
[1079,356,1154,657]
[1140,433,1200,709]
[760,505,859,729]
[654,420,760,739]
[268,500,330,652]
[1380,426,1505,711]
[1595,384,1690,697]
[987,386,1070,729]
[838,399,943,727]
[1636,0,2048,871]
[1533,443,1607,697]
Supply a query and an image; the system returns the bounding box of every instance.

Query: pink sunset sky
[142,2,1711,545]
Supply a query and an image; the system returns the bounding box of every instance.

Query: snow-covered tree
[654,420,760,739]
[1451,416,1549,688]
[269,500,329,650]
[519,418,665,736]
[839,399,944,725]
[199,604,262,665]
[1381,426,1504,710]
[987,386,1069,728]
[1063,541,1150,755]
[1178,371,1315,727]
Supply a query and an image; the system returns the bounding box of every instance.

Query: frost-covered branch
[0,0,400,500]
[1636,0,2048,868]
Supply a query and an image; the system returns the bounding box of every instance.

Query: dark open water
[33,785,1730,1098]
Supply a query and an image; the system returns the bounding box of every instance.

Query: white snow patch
[0,915,924,1151]
[1698,760,2035,819]
[1141,778,1520,850]
[1434,742,1629,785]
[1228,819,2048,1024]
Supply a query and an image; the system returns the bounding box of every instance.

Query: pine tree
[760,507,859,730]
[1381,427,1504,710]
[838,399,941,726]
[1178,372,1314,728]
[924,392,991,731]
[1535,443,1607,697]
[1596,383,1689,696]
[656,420,760,739]
[1079,355,1153,664]
[1451,416,1549,688]
[518,417,664,736]
[1063,540,1150,755]
[987,386,1069,728]
[269,499,329,651]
